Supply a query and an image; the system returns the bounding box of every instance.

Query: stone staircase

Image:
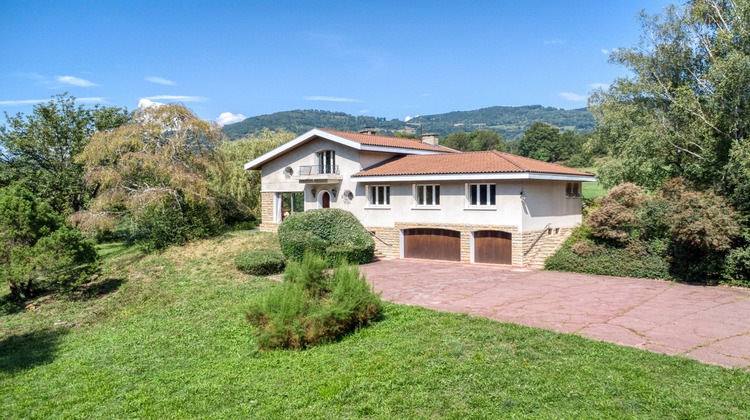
[373,250,387,261]
[525,230,572,268]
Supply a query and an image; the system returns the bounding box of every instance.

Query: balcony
[296,165,342,183]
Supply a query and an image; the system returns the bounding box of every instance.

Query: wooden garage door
[474,230,512,264]
[403,228,461,262]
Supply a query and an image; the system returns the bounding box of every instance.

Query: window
[415,184,440,206]
[566,182,581,197]
[369,185,390,206]
[468,183,496,206]
[279,192,304,221]
[317,150,335,174]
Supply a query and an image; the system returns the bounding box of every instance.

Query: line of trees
[0,94,291,299]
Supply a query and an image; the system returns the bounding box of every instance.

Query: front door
[321,191,330,208]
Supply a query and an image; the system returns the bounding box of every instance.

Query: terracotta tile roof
[353,150,595,177]
[320,129,456,153]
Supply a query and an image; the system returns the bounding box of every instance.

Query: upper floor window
[317,150,335,174]
[566,182,581,197]
[415,184,440,206]
[468,183,496,206]
[369,185,390,206]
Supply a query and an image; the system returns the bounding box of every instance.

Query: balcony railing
[296,165,342,183]
[298,165,340,176]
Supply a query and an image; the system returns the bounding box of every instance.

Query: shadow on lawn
[68,277,125,301]
[0,328,67,374]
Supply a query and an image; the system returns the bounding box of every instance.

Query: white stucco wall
[258,137,584,232]
[519,181,583,231]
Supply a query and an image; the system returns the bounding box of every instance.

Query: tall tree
[590,0,750,214]
[518,122,560,161]
[212,129,295,216]
[0,94,129,214]
[76,104,225,250]
[441,130,505,152]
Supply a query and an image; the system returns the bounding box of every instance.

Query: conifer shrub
[246,252,381,349]
[234,249,286,276]
[277,209,374,264]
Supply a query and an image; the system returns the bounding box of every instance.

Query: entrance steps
[526,230,572,269]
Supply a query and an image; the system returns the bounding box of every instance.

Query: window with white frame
[415,184,440,206]
[467,183,496,206]
[369,185,390,206]
[317,150,336,174]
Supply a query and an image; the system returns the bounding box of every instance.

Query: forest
[221,105,596,140]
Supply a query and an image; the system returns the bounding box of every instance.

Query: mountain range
[221,105,596,141]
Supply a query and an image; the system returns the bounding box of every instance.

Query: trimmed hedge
[278,209,374,264]
[235,249,286,276]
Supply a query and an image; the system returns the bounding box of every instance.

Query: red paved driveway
[361,259,750,368]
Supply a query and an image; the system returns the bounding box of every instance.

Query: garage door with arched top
[474,230,512,264]
[402,228,461,262]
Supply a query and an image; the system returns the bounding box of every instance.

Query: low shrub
[278,209,374,264]
[235,249,286,276]
[546,235,671,280]
[246,252,381,349]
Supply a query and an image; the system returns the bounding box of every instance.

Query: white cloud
[358,109,369,114]
[56,75,99,87]
[146,76,176,86]
[404,114,420,122]
[216,112,246,126]
[77,97,108,104]
[0,98,47,106]
[560,92,587,101]
[142,95,208,102]
[303,96,361,103]
[544,39,566,45]
[588,82,609,90]
[138,98,165,109]
[601,49,609,54]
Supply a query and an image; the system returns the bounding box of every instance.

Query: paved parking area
[361,259,750,368]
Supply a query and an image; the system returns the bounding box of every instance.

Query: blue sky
[1,0,670,125]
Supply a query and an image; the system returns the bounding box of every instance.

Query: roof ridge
[491,150,529,172]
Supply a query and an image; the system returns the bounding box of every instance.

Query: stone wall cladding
[258,192,277,232]
[367,223,521,265]
[365,223,577,267]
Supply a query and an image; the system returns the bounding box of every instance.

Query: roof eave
[351,172,598,183]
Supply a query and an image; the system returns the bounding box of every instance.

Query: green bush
[545,234,671,280]
[277,209,374,264]
[235,249,286,276]
[279,230,327,262]
[724,245,750,287]
[0,186,99,299]
[132,198,222,253]
[246,252,381,349]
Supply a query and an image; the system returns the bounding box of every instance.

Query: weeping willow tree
[75,104,227,250]
[212,128,295,216]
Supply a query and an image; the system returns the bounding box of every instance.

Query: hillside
[222,105,596,140]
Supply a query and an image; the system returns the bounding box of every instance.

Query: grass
[576,165,609,201]
[1,231,749,418]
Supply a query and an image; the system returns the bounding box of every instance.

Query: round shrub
[279,230,327,262]
[235,249,286,276]
[278,209,374,264]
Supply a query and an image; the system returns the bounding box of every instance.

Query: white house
[245,128,596,267]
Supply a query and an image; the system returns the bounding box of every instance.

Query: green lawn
[577,165,609,200]
[1,231,748,418]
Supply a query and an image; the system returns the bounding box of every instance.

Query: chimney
[421,132,439,146]
[359,127,377,136]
